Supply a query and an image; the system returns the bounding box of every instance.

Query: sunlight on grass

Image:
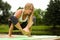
[0,24,52,35]
[0,24,51,32]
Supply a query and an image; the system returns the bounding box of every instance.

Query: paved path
[0,34,60,40]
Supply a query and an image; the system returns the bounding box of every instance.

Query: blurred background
[0,0,60,36]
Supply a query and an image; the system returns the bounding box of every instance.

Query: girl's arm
[8,23,13,37]
[26,12,34,29]
[14,9,22,19]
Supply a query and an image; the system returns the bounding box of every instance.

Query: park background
[0,0,60,36]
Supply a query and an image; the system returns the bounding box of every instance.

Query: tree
[17,7,23,10]
[34,9,42,25]
[43,0,60,26]
[43,0,60,35]
[0,1,11,24]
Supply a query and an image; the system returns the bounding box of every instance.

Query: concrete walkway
[0,34,60,40]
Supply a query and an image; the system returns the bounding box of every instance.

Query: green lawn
[0,24,52,35]
[0,24,9,32]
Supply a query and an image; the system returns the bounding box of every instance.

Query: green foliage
[0,0,11,24]
[17,7,23,10]
[34,9,41,18]
[42,0,60,35]
[34,9,46,25]
[34,9,42,25]
[43,0,60,25]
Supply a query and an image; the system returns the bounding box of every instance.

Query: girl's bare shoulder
[16,9,22,13]
[14,9,23,16]
[15,9,23,14]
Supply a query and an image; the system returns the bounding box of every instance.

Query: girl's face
[25,6,33,15]
[25,9,32,14]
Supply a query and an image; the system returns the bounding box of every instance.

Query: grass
[32,25,51,31]
[0,24,52,35]
[0,24,9,32]
[0,24,51,32]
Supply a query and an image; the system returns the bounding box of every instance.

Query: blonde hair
[24,3,34,11]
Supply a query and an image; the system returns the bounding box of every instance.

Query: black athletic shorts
[8,16,27,30]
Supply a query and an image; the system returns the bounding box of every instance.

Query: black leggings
[9,21,27,30]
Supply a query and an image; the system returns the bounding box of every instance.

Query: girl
[8,3,34,37]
